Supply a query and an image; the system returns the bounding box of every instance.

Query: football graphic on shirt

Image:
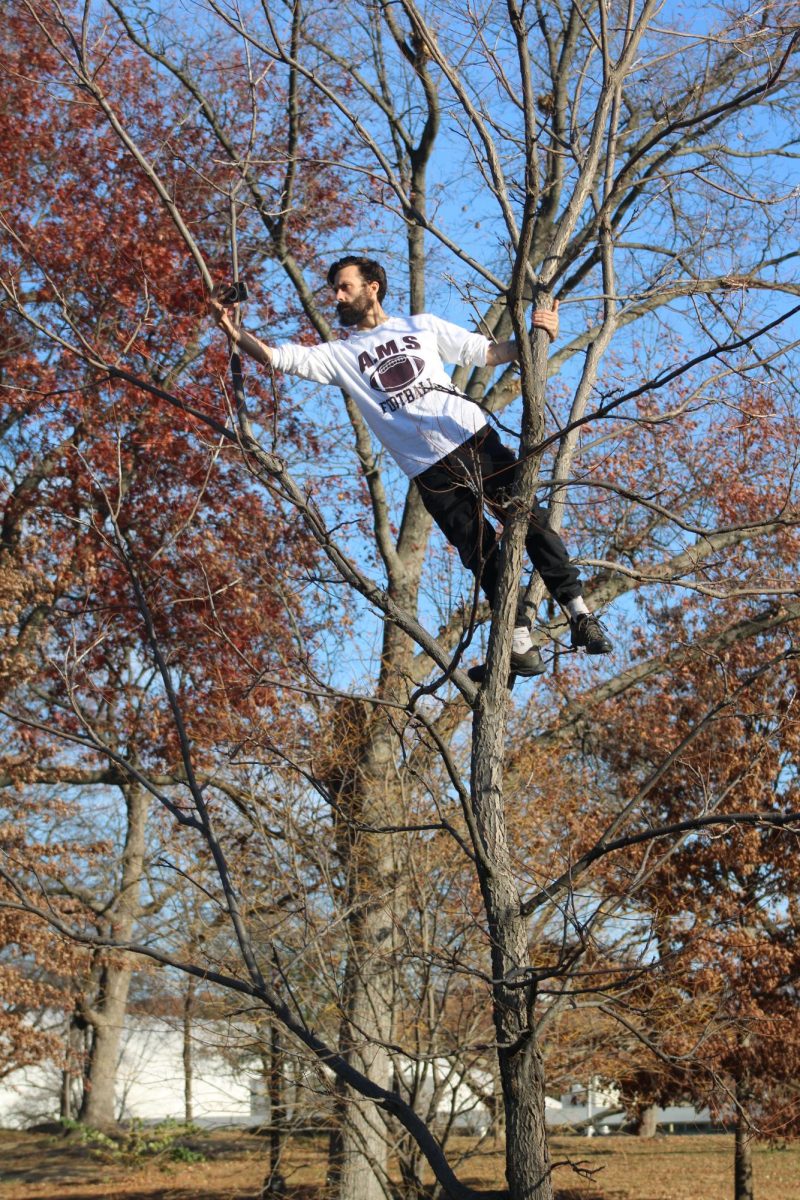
[369,354,425,394]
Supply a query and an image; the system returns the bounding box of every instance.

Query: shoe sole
[571,640,613,655]
[468,662,547,684]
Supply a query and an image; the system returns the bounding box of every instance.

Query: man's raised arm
[209,288,274,366]
[485,302,559,366]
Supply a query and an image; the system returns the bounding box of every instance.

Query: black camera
[217,281,249,305]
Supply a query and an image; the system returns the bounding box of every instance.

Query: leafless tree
[2,3,800,1200]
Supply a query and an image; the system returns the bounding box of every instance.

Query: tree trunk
[323,525,426,1200]
[329,731,400,1200]
[261,1021,286,1197]
[60,1010,85,1120]
[471,587,552,1200]
[636,1104,658,1138]
[323,657,418,1199]
[79,783,147,1129]
[468,311,555,1200]
[734,1091,754,1200]
[79,976,130,1128]
[334,956,394,1200]
[60,1064,72,1121]
[183,974,195,1122]
[471,699,553,1200]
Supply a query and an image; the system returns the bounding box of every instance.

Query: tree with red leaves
[0,4,326,1128]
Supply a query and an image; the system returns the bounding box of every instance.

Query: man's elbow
[486,341,516,367]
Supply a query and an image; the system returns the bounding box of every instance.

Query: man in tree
[211,255,613,674]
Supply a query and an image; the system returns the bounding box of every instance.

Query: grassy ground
[0,1129,798,1200]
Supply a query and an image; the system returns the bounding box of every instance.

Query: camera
[217,281,249,305]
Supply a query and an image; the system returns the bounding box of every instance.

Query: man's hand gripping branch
[484,300,560,367]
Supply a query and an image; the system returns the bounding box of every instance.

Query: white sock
[565,596,590,620]
[512,625,534,654]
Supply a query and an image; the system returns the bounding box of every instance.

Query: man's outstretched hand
[209,285,237,338]
[208,285,274,367]
[532,299,559,342]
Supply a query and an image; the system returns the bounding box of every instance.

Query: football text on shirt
[358,335,431,409]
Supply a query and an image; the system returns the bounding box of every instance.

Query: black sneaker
[468,645,547,684]
[570,613,613,655]
[510,646,547,676]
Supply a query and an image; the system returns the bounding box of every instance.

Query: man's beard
[336,292,370,327]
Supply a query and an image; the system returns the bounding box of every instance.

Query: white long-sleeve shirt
[271,314,490,478]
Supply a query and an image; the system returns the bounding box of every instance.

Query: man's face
[334,265,376,327]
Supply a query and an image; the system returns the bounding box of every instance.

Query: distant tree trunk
[269,1023,284,1180]
[734,1080,755,1200]
[262,1022,286,1198]
[60,1011,86,1120]
[79,980,127,1128]
[636,1104,658,1138]
[79,783,147,1129]
[60,1045,74,1121]
[183,974,196,1122]
[60,1065,72,1121]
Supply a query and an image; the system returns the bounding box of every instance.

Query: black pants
[414,426,582,609]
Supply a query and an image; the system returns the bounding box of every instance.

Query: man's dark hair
[327,256,388,303]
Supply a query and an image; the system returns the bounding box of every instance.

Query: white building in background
[0,1018,714,1135]
[0,1017,501,1132]
[546,1078,713,1135]
[0,1016,257,1129]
